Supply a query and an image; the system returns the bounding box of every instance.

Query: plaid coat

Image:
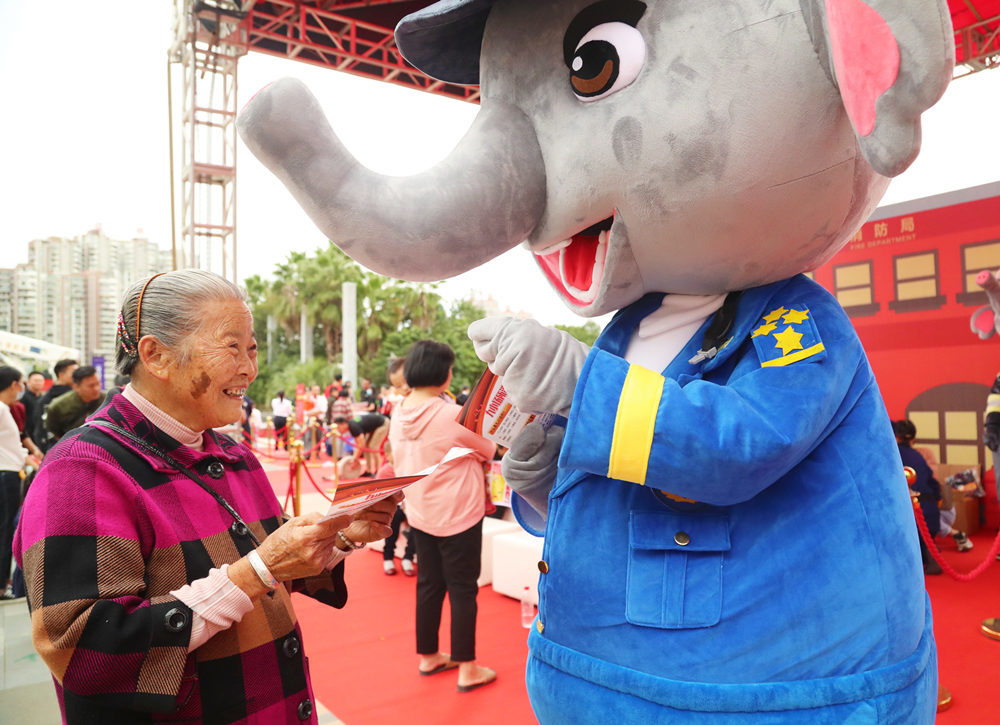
[13,393,346,724]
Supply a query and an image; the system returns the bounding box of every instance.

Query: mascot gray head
[237,0,953,317]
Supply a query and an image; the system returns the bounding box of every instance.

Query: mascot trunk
[238,0,955,721]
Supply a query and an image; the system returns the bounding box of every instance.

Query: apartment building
[0,229,171,379]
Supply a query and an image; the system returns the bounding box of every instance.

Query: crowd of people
[3,268,1000,722]
[0,269,500,722]
[0,358,109,599]
[256,342,503,693]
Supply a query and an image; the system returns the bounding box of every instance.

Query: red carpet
[923,528,1000,721]
[293,549,536,724]
[262,457,1000,723]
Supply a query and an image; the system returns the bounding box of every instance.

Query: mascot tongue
[536,232,603,304]
[562,235,600,290]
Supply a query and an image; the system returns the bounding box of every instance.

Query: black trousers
[273,416,288,449]
[0,470,21,586]
[412,519,482,662]
[382,506,416,562]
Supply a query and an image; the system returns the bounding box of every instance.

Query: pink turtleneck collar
[122,384,205,451]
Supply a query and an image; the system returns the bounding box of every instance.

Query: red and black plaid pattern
[14,393,347,724]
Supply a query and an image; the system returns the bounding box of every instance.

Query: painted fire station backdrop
[811,181,1000,473]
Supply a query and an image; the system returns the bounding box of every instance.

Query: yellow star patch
[782,309,810,325]
[751,303,826,368]
[772,326,804,356]
[752,322,778,338]
[762,307,788,324]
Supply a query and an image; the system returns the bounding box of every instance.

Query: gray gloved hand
[502,421,565,518]
[468,317,590,416]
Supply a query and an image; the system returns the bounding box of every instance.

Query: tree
[245,242,484,404]
[555,320,602,346]
[368,299,485,390]
[301,243,365,362]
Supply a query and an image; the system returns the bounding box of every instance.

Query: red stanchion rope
[299,462,336,504]
[247,442,287,461]
[265,424,390,515]
[912,498,1000,581]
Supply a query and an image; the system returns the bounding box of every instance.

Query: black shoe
[953,532,973,552]
[924,559,943,575]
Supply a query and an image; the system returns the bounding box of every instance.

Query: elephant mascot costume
[238,0,954,721]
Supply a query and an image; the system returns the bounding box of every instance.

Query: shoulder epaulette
[751,305,826,368]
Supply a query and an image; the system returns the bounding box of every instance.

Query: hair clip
[117,312,137,356]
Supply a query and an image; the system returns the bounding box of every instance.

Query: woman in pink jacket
[389,340,498,692]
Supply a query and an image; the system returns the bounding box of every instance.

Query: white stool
[491,529,545,605]
[477,517,521,586]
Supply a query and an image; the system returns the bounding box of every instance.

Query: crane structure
[168,0,1000,282]
[168,0,248,282]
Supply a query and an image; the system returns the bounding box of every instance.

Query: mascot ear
[801,0,954,177]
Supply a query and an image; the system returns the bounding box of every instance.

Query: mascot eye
[570,22,646,102]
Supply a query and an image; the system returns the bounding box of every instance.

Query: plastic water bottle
[520,586,536,628]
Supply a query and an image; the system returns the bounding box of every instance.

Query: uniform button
[537,560,549,574]
[230,521,249,538]
[674,531,691,546]
[164,607,188,632]
[535,619,544,634]
[296,698,313,720]
[206,461,225,479]
[283,634,301,658]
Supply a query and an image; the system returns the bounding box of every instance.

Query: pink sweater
[122,384,347,651]
[389,396,496,537]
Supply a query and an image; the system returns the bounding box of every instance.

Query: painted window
[907,382,990,472]
[889,250,945,313]
[957,238,1000,306]
[833,261,879,317]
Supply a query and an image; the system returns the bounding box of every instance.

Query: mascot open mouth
[535,215,614,306]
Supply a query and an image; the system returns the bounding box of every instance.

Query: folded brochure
[320,447,475,519]
[457,368,556,448]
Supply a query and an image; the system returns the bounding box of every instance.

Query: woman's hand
[339,492,403,547]
[257,513,346,581]
[229,514,343,599]
[229,494,404,600]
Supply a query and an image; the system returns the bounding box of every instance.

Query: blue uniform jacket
[515,275,936,723]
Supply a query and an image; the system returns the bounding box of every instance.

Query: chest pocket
[626,510,730,629]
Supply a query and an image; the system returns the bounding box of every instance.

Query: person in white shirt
[303,385,329,460]
[0,366,31,596]
[270,390,294,450]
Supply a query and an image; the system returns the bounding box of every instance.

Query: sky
[2,2,999,328]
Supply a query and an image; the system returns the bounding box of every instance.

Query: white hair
[116,269,248,375]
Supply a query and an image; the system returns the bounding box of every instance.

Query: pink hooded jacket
[389,396,496,536]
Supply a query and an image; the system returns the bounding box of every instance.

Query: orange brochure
[320,447,474,519]
[458,368,556,448]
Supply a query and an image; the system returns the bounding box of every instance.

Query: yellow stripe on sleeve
[608,365,665,484]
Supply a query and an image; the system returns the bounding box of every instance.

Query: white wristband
[247,549,277,590]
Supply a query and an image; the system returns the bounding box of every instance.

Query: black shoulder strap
[85,419,260,546]
[689,291,744,365]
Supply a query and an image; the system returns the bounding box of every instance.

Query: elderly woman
[13,270,398,724]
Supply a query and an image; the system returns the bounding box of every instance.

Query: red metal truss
[949,0,1000,75]
[232,0,480,102]
[210,0,997,102]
